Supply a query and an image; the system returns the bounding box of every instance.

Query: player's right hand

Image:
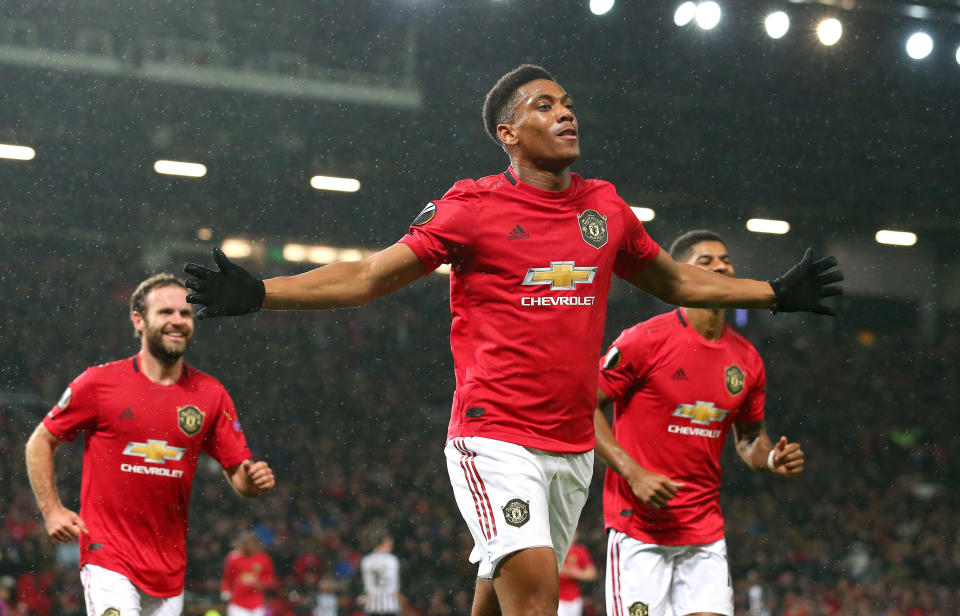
[44,505,88,543]
[183,247,265,319]
[627,468,684,510]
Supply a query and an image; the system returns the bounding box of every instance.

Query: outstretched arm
[594,389,684,510]
[734,420,804,475]
[25,423,88,542]
[184,243,427,318]
[627,247,842,315]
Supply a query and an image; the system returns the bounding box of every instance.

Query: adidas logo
[671,368,688,381]
[119,408,135,420]
[506,224,530,240]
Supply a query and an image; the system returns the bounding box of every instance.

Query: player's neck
[509,162,572,191]
[683,307,725,342]
[137,349,184,385]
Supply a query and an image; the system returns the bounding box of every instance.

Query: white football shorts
[445,436,594,579]
[81,564,184,616]
[605,530,734,616]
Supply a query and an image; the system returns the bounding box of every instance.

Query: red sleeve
[261,554,276,589]
[613,199,661,280]
[739,353,766,423]
[221,554,236,592]
[42,369,99,442]
[396,181,478,273]
[203,386,253,469]
[598,327,653,401]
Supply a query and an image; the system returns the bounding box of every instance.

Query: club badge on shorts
[178,405,205,437]
[501,498,530,527]
[628,602,649,616]
[725,365,745,396]
[102,608,120,616]
[577,209,608,249]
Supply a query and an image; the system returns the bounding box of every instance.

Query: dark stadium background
[1,0,958,613]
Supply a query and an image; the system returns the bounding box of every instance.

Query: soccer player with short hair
[182,65,840,616]
[359,533,402,616]
[596,230,805,616]
[25,273,275,616]
[221,532,276,616]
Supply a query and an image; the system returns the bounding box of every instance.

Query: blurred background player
[557,530,597,616]
[182,66,840,616]
[221,532,276,616]
[24,273,275,616]
[359,533,401,616]
[594,230,805,616]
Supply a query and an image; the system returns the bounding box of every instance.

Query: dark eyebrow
[531,93,573,105]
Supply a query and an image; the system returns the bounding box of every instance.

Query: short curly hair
[669,230,727,262]
[482,64,556,149]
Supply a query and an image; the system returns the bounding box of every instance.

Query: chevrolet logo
[673,401,729,425]
[522,261,598,290]
[123,440,186,464]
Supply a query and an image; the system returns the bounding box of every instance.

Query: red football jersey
[398,168,660,453]
[221,550,276,609]
[598,309,766,545]
[558,542,595,601]
[43,356,252,597]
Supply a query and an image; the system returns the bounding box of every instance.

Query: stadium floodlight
[817,18,842,46]
[310,175,361,192]
[956,44,960,65]
[196,228,213,241]
[674,1,697,26]
[0,143,36,160]
[875,230,917,246]
[589,0,615,16]
[308,246,340,264]
[906,32,933,60]
[764,11,790,39]
[221,238,252,258]
[283,243,309,262]
[696,1,722,29]
[631,207,655,222]
[746,218,790,234]
[154,160,207,178]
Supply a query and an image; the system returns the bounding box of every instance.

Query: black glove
[183,247,265,319]
[769,247,843,316]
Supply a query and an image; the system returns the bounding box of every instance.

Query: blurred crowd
[1,242,958,615]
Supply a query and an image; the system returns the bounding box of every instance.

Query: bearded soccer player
[596,230,805,616]
[25,274,275,616]
[181,65,841,616]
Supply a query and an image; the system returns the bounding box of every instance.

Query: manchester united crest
[577,209,608,249]
[725,365,745,396]
[102,609,120,616]
[501,498,530,527]
[178,405,205,437]
[628,602,649,616]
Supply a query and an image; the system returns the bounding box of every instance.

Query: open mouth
[557,127,578,139]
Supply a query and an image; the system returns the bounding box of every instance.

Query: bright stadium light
[0,143,36,160]
[696,1,722,29]
[956,44,960,64]
[875,230,917,246]
[817,18,842,46]
[154,159,207,178]
[221,238,252,258]
[906,32,933,60]
[310,175,361,192]
[746,218,790,234]
[283,243,309,262]
[631,206,655,222]
[765,11,790,39]
[589,0,614,16]
[674,1,697,26]
[308,246,340,264]
[196,228,213,241]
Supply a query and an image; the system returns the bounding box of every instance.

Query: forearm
[736,432,774,472]
[665,264,775,310]
[262,261,376,310]
[594,408,642,478]
[25,430,63,514]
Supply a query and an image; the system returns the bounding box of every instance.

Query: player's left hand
[183,247,265,319]
[769,247,843,316]
[240,459,276,496]
[770,436,804,476]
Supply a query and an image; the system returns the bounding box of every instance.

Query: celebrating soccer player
[596,230,805,616]
[25,274,275,615]
[182,65,840,616]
